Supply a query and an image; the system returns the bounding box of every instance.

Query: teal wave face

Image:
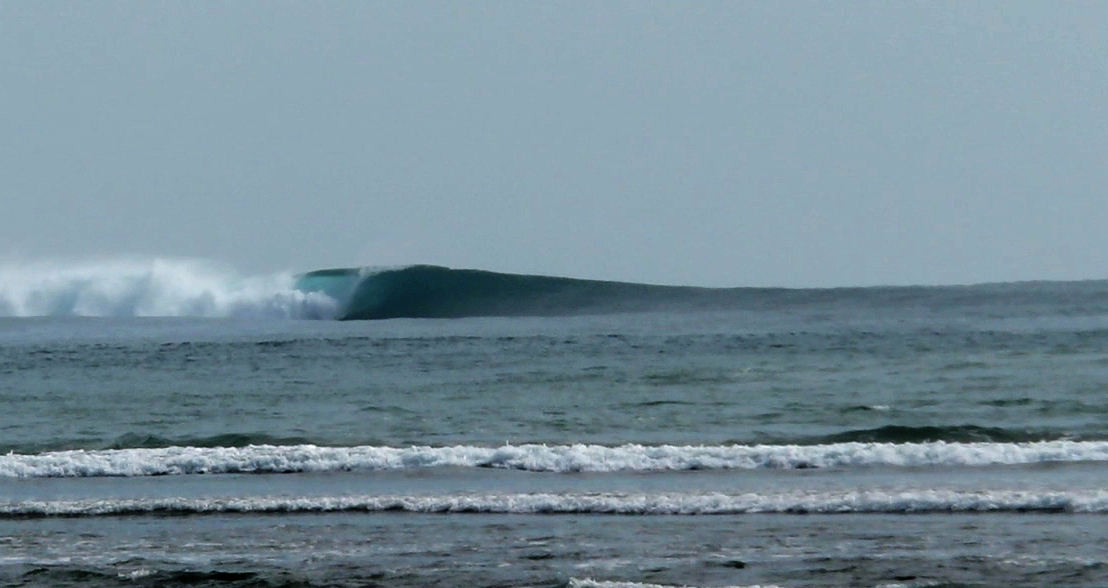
[294,265,1108,321]
[297,265,716,320]
[345,266,710,320]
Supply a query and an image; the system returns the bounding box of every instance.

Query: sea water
[2,266,1108,587]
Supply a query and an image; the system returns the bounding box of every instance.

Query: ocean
[2,261,1108,588]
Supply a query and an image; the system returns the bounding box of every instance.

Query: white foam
[0,258,339,319]
[569,579,782,588]
[4,440,1108,477]
[6,489,1108,517]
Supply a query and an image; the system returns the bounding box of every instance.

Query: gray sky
[2,2,1105,287]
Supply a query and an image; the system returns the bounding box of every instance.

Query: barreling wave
[0,259,339,319]
[6,441,1108,478]
[296,265,729,320]
[5,259,1108,320]
[7,489,1108,518]
[295,265,1108,320]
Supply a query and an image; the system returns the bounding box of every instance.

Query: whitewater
[9,488,1108,517]
[6,440,1108,477]
[0,259,340,319]
[4,261,1108,587]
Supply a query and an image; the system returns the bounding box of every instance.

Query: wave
[0,261,735,320]
[298,265,1108,320]
[815,425,1050,444]
[103,432,316,451]
[8,568,276,588]
[6,489,1108,518]
[297,265,726,320]
[5,259,1108,320]
[0,259,339,319]
[6,441,1108,477]
[3,424,1067,456]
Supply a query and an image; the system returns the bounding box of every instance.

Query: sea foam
[5,440,1108,477]
[0,258,339,319]
[569,579,783,588]
[5,489,1108,518]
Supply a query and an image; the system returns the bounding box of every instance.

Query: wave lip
[6,489,1108,518]
[6,441,1108,478]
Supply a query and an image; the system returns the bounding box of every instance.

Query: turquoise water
[2,272,1108,587]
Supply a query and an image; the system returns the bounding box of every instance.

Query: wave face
[6,441,1108,478]
[7,489,1108,518]
[296,265,718,320]
[817,424,1047,444]
[297,265,1108,321]
[0,259,340,319]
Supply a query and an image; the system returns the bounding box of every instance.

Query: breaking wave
[6,489,1108,518]
[297,265,725,320]
[295,266,1108,320]
[296,265,1108,320]
[5,259,1108,320]
[0,259,339,319]
[6,440,1108,478]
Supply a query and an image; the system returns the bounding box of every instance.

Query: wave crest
[6,489,1108,518]
[6,441,1108,478]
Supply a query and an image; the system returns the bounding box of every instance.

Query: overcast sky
[2,2,1105,287]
